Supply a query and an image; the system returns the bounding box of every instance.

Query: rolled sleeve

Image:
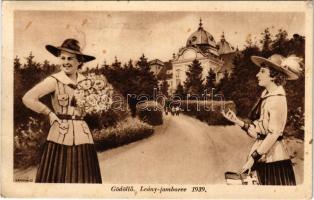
[22,76,56,114]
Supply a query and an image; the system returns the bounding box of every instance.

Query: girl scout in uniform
[23,39,102,183]
[222,54,302,185]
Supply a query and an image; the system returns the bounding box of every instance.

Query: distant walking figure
[171,106,176,116]
[175,106,180,116]
[222,54,302,185]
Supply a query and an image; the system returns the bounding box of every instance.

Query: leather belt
[57,114,84,120]
[257,133,283,141]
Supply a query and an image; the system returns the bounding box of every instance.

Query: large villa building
[149,19,237,94]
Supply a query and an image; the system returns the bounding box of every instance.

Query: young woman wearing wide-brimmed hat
[22,39,102,183]
[222,54,303,185]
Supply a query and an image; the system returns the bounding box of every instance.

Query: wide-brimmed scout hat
[251,54,303,80]
[46,39,95,63]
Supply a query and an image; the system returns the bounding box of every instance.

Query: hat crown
[61,39,81,52]
[267,54,284,66]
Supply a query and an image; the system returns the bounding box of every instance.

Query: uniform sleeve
[22,76,57,114]
[257,96,287,154]
[241,118,262,138]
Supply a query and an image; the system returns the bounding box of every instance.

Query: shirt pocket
[57,94,69,107]
[59,121,69,135]
[81,122,91,134]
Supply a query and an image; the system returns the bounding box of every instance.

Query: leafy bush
[14,116,154,169]
[93,117,154,151]
[181,100,236,125]
[285,107,305,140]
[136,101,163,126]
[14,117,49,169]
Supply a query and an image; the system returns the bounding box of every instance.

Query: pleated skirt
[254,159,296,185]
[35,141,102,183]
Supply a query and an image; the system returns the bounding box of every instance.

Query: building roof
[186,19,217,49]
[157,61,172,80]
[149,59,164,66]
[216,32,235,55]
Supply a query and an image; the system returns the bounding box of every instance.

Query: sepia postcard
[1,1,313,199]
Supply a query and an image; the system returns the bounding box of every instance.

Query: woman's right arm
[222,109,259,138]
[22,77,56,115]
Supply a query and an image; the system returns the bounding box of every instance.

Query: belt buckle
[71,115,76,120]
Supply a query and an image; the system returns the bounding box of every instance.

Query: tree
[174,82,185,98]
[217,70,231,99]
[102,54,158,116]
[287,34,305,59]
[245,34,254,48]
[205,68,216,91]
[14,52,44,126]
[226,45,262,117]
[260,28,272,57]
[184,59,204,96]
[136,54,158,97]
[126,59,134,70]
[42,60,58,75]
[14,56,22,71]
[137,54,150,72]
[112,56,122,70]
[271,29,289,56]
[160,79,169,97]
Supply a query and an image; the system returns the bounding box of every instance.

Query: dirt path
[15,114,303,184]
[98,114,253,184]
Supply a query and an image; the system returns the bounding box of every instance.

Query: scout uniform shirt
[23,71,94,146]
[246,86,290,163]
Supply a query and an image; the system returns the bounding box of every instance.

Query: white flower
[281,55,303,74]
[78,79,92,90]
[93,79,105,90]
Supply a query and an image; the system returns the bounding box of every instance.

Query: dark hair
[268,67,287,86]
[76,54,84,69]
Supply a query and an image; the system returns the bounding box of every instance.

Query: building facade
[149,19,236,95]
[171,19,236,94]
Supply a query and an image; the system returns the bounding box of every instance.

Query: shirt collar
[261,85,286,98]
[51,70,86,85]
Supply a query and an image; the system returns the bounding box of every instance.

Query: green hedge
[14,116,154,169]
[181,100,236,125]
[14,117,49,169]
[136,101,163,126]
[93,117,154,151]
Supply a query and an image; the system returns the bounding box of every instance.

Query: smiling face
[59,51,81,75]
[256,67,274,87]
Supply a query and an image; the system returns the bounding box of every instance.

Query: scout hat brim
[46,45,95,63]
[251,55,299,80]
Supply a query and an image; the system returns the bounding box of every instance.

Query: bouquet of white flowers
[73,73,114,114]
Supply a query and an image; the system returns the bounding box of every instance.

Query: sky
[14,11,305,68]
